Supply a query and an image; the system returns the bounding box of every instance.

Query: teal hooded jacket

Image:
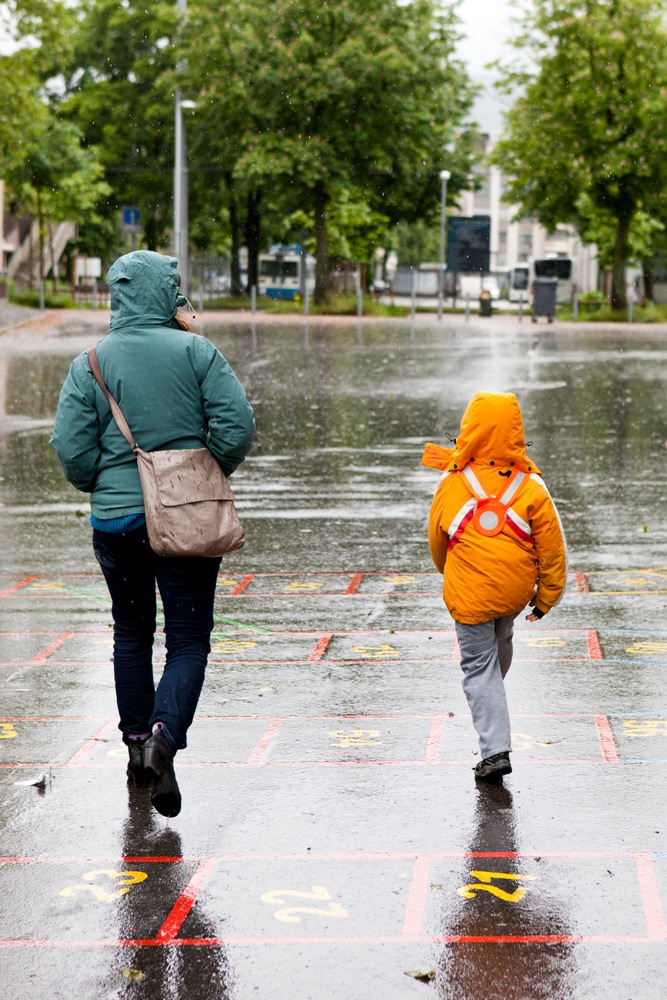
[50,251,255,519]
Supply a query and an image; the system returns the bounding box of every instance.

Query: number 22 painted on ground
[260,885,348,923]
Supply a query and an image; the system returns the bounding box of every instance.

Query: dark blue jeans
[92,525,221,750]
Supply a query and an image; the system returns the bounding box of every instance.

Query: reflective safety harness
[448,465,532,547]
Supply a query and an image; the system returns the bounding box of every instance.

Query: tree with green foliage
[491,0,667,310]
[58,0,179,255]
[183,0,478,302]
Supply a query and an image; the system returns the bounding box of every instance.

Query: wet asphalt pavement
[1,309,667,998]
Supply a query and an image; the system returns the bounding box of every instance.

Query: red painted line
[345,573,364,595]
[229,574,254,596]
[587,629,602,660]
[32,633,74,664]
[308,633,333,662]
[402,855,431,939]
[636,853,667,941]
[64,719,117,767]
[0,757,613,771]
[576,572,591,594]
[423,716,446,763]
[0,575,38,597]
[156,858,217,943]
[245,719,282,765]
[595,714,620,764]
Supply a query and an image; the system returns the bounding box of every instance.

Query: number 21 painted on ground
[457,870,536,903]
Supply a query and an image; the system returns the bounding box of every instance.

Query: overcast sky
[456,0,515,75]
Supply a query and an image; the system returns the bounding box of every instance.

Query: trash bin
[532,277,558,323]
[479,289,493,317]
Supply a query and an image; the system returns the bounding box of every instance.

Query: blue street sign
[122,207,141,228]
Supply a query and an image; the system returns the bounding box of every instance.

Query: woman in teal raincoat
[51,250,255,817]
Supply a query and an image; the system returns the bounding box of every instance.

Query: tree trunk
[643,260,655,302]
[611,212,632,311]
[245,189,262,293]
[226,174,243,297]
[313,179,329,305]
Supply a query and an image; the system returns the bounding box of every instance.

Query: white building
[456,135,599,295]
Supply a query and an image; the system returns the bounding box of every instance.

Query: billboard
[446,216,491,273]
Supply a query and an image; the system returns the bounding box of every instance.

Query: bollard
[357,284,363,317]
[38,281,45,310]
[518,294,523,322]
[304,282,310,316]
[410,268,417,321]
[465,293,470,321]
[628,296,633,324]
[250,284,257,314]
[573,296,579,323]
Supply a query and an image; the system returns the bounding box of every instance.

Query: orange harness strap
[457,466,529,537]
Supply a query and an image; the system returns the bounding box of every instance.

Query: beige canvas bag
[88,348,245,558]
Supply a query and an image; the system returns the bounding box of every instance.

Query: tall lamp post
[174,95,196,297]
[437,169,451,321]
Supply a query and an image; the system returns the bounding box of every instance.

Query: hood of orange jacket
[422,392,540,475]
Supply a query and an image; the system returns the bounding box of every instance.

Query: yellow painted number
[260,885,348,923]
[211,639,258,654]
[383,576,417,585]
[626,641,667,656]
[457,870,536,903]
[0,723,18,739]
[350,644,401,659]
[623,719,667,737]
[60,869,147,903]
[329,728,382,747]
[518,635,567,647]
[284,581,324,592]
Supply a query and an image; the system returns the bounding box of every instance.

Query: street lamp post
[437,169,451,321]
[174,95,196,297]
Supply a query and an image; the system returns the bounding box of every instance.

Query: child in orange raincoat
[424,392,567,781]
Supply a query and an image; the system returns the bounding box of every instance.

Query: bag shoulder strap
[88,347,138,451]
[458,465,528,509]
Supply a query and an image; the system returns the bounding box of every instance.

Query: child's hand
[525,612,540,622]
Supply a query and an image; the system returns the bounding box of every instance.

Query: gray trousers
[454,615,516,758]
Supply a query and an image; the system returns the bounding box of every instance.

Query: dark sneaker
[474,752,512,782]
[143,729,181,817]
[126,738,149,788]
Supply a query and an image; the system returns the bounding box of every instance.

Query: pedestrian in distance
[51,250,255,816]
[422,392,567,782]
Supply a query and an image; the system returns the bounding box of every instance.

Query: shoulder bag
[88,347,245,558]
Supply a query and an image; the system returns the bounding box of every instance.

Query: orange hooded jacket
[425,392,567,625]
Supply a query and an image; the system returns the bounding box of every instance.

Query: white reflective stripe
[462,465,487,498]
[506,508,532,537]
[498,470,526,505]
[447,498,477,537]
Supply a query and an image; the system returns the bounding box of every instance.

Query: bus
[258,247,314,300]
[507,263,530,302]
[531,256,575,304]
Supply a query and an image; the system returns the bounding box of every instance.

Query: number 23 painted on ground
[60,869,147,903]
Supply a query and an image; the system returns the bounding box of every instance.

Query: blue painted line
[622,758,667,764]
[609,711,667,717]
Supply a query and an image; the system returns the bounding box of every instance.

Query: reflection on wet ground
[1,314,666,997]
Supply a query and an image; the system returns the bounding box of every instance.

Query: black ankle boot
[143,729,181,817]
[126,738,149,788]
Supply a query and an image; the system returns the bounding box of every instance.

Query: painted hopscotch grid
[0,628,616,668]
[608,712,667,764]
[577,567,667,595]
[0,851,664,947]
[0,713,620,769]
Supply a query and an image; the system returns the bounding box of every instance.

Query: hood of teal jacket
[108,250,188,331]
